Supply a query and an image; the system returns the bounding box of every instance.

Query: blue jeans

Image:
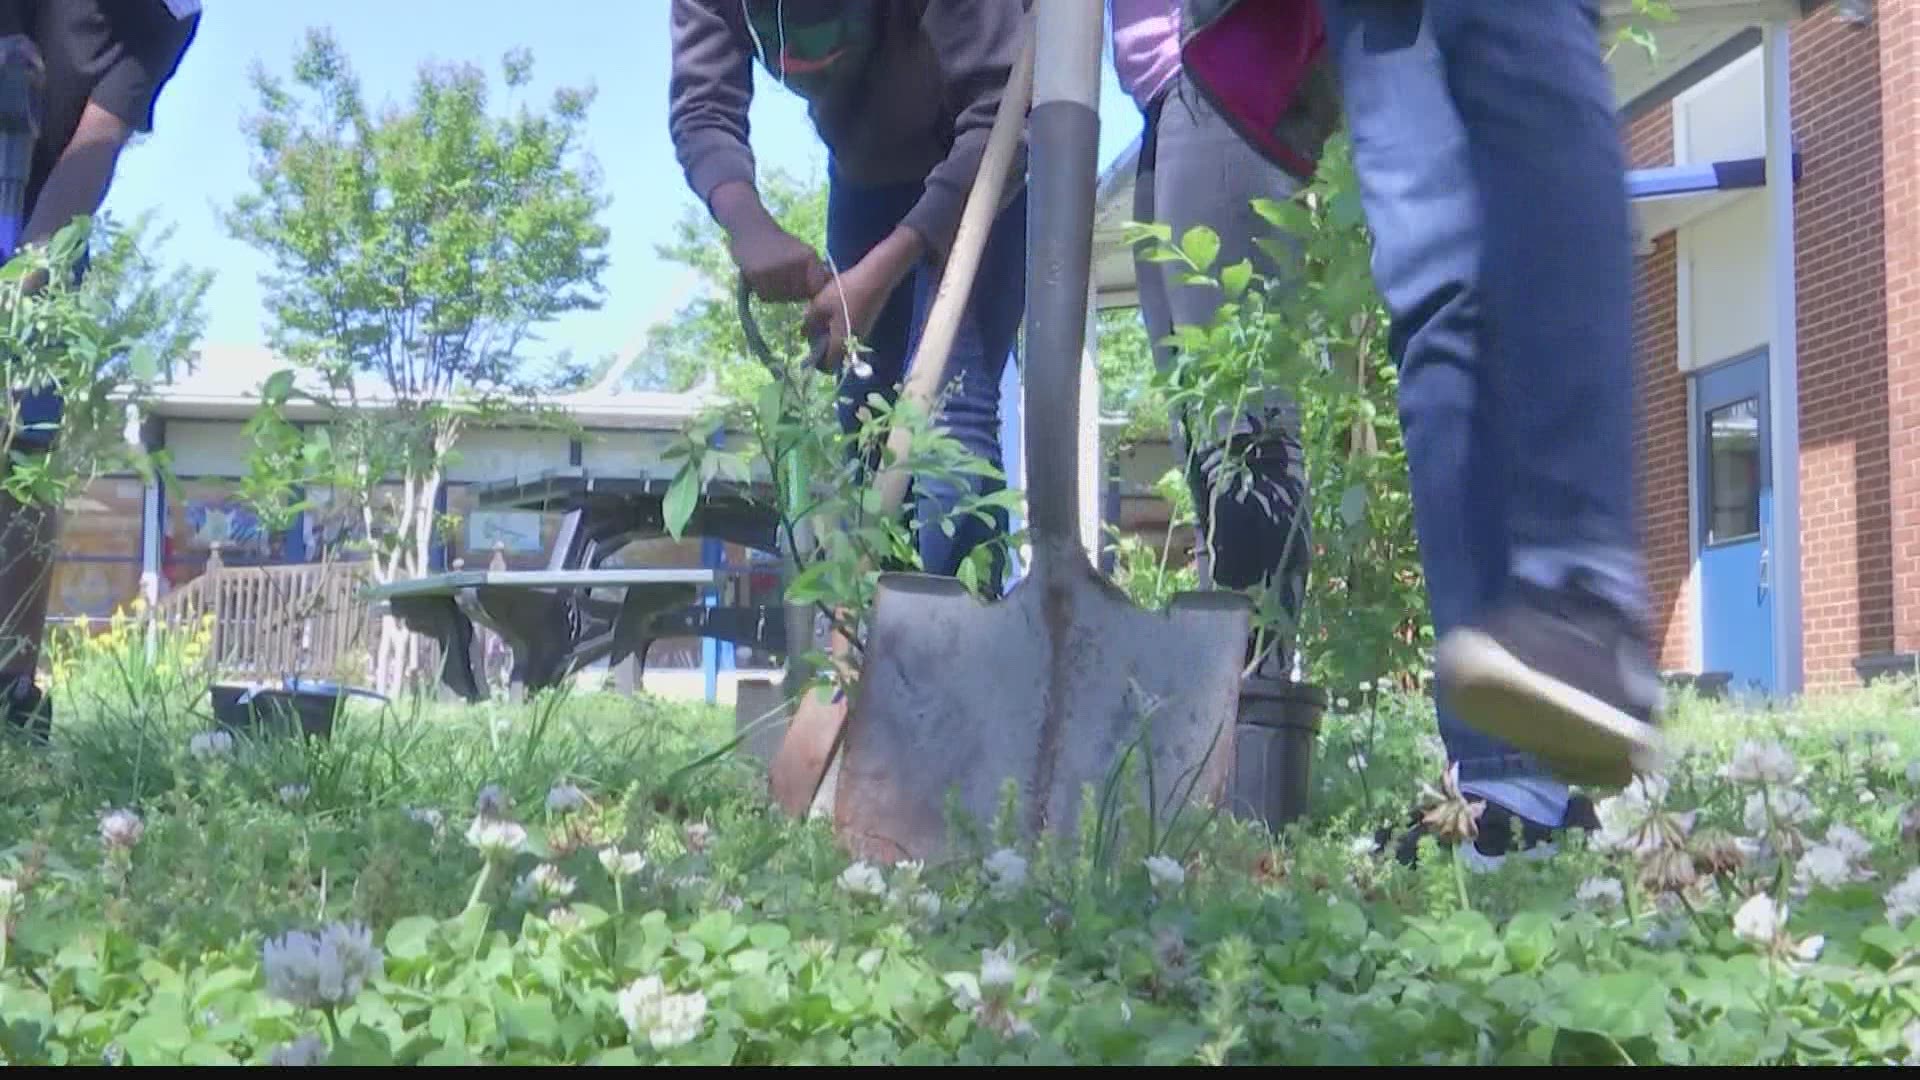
[826,171,1026,592]
[1319,0,1642,824]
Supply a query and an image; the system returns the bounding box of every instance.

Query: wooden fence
[152,545,382,683]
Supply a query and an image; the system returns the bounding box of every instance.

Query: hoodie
[668,0,1027,261]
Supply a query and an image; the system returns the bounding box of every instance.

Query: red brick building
[1624,0,1916,694]
[1087,0,1911,698]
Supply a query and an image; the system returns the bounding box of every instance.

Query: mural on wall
[467,511,546,555]
[187,500,268,552]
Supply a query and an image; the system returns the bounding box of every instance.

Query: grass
[4,623,1920,1064]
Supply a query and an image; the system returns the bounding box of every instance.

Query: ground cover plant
[2,614,1920,1066]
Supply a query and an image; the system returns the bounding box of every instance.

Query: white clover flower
[277,784,311,808]
[1824,823,1873,864]
[1143,854,1185,891]
[261,922,382,1009]
[1743,788,1815,834]
[1733,892,1784,946]
[1795,844,1855,891]
[836,861,888,899]
[616,975,709,1051]
[1357,679,1374,693]
[189,730,235,761]
[1576,876,1624,911]
[545,784,587,815]
[474,784,511,818]
[683,821,713,854]
[98,808,143,851]
[983,848,1029,899]
[1886,868,1920,928]
[465,816,527,859]
[548,906,582,933]
[513,863,576,904]
[267,1033,329,1067]
[406,807,445,833]
[598,847,646,877]
[979,944,1017,991]
[907,889,942,919]
[1726,740,1797,786]
[1349,834,1379,857]
[1593,776,1668,855]
[1346,753,1368,773]
[1335,697,1351,711]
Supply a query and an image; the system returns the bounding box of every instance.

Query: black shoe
[1434,575,1665,789]
[1381,794,1602,870]
[2,676,51,745]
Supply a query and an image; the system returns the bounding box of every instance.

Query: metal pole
[1762,21,1804,694]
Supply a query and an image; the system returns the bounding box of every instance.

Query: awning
[1090,0,1831,308]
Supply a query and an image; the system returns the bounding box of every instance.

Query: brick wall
[1626,106,1693,672]
[1791,12,1893,687]
[1627,17,1895,688]
[1882,0,1920,656]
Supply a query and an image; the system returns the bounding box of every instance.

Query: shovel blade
[834,558,1250,864]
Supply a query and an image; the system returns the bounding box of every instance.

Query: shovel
[830,0,1253,864]
[764,14,1039,819]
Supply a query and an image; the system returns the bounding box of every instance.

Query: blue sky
[104,1,1141,375]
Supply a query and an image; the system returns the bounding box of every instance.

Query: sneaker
[1434,575,1665,790]
[2,675,50,745]
[1380,793,1602,871]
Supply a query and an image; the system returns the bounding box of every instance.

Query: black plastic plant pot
[1228,676,1327,833]
[1661,671,1733,701]
[1855,653,1920,686]
[211,680,380,742]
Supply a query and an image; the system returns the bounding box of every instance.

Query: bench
[369,569,724,701]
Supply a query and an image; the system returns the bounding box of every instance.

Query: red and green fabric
[1178,0,1341,181]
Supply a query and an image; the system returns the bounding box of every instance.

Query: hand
[729,219,829,304]
[803,226,923,374]
[803,262,890,375]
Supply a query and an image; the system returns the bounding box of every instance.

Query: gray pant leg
[1131,75,1312,656]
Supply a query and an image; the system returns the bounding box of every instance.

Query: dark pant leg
[1317,0,1547,784]
[825,172,1020,587]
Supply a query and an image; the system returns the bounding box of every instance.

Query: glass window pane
[1706,397,1761,544]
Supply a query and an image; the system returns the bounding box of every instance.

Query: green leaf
[1339,484,1368,529]
[262,368,297,404]
[385,916,438,961]
[1220,259,1253,300]
[128,343,160,383]
[663,466,700,540]
[593,1045,643,1066]
[1179,226,1221,272]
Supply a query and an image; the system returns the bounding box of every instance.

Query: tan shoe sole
[1435,628,1665,789]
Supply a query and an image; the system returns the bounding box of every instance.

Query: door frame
[1689,346,1775,691]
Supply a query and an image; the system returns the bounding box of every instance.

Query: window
[1705,397,1761,545]
[49,477,146,623]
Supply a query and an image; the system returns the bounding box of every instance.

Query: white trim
[1761,21,1804,694]
[1677,226,1706,672]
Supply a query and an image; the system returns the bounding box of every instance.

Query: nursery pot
[1228,676,1326,832]
[211,679,381,742]
[1660,670,1732,701]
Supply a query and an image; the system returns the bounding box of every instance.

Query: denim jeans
[1318,0,1644,824]
[1132,73,1311,670]
[825,170,1026,592]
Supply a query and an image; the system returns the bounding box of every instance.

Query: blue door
[1695,351,1775,694]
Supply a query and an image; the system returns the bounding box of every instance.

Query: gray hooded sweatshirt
[668,0,1027,261]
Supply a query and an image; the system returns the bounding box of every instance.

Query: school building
[1090,0,1914,698]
